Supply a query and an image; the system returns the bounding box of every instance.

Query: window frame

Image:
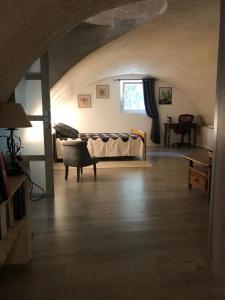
[120,79,146,114]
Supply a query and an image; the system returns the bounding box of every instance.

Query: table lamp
[0,103,32,175]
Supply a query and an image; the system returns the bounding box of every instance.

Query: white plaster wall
[51,77,151,142]
[198,126,214,150]
[51,77,200,146]
[76,79,150,135]
[155,81,199,145]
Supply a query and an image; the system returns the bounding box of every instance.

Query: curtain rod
[113,77,158,81]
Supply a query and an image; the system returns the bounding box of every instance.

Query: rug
[54,160,151,169]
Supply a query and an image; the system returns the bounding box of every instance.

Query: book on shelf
[0,151,9,202]
[0,202,7,239]
[6,199,15,227]
[13,185,26,220]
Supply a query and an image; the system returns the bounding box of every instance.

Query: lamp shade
[0,103,32,128]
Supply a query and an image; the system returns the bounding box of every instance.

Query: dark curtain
[143,78,160,144]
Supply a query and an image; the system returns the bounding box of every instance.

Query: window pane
[123,82,145,111]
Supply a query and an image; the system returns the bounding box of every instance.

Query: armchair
[62,140,98,182]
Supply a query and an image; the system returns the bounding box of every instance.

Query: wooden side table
[183,152,212,198]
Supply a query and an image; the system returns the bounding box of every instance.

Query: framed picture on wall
[158,87,172,104]
[78,95,91,108]
[96,85,109,98]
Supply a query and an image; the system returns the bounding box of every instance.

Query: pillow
[53,123,79,138]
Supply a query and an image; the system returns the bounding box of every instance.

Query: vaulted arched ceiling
[51,0,220,123]
[48,0,167,86]
[0,0,145,102]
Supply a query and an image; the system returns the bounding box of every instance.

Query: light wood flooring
[0,147,224,299]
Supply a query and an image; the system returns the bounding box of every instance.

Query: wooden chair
[172,114,194,147]
[62,140,98,182]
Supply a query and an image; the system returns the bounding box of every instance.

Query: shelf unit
[0,166,31,266]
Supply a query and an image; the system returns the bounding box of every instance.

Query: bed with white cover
[53,129,146,161]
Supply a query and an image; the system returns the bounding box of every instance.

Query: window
[120,80,145,113]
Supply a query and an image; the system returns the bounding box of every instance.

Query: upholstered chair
[62,140,98,182]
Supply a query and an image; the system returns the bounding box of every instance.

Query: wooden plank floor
[0,147,224,299]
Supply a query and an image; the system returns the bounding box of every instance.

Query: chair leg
[76,167,80,182]
[181,133,185,145]
[65,165,69,180]
[93,163,97,180]
[80,167,83,175]
[188,131,191,147]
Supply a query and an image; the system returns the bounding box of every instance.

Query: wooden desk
[183,152,212,198]
[164,123,197,147]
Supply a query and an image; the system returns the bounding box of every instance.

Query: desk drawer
[189,168,208,192]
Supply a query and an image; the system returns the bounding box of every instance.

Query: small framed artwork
[158,87,172,104]
[96,85,109,98]
[78,95,91,108]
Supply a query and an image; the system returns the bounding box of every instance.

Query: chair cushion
[53,123,79,138]
[62,140,98,167]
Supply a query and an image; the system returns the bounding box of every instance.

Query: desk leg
[168,128,171,147]
[193,127,197,147]
[189,160,193,189]
[164,127,167,147]
[188,130,191,148]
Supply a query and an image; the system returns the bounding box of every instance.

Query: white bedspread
[56,137,143,159]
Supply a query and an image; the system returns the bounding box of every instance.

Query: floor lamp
[0,103,32,175]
